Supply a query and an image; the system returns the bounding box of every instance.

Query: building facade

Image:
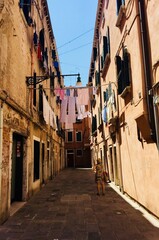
[89,0,159,218]
[65,117,91,169]
[0,0,64,223]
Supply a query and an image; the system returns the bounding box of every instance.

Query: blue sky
[47,0,98,87]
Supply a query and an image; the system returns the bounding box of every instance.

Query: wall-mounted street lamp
[26,73,81,86]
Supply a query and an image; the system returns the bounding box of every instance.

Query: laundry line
[27,81,117,90]
[27,85,94,90]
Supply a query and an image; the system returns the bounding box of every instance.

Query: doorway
[11,133,23,202]
[67,149,75,167]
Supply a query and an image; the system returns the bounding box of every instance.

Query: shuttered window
[102,26,110,67]
[95,71,100,86]
[76,131,82,142]
[50,68,54,89]
[92,115,97,134]
[68,131,73,142]
[116,0,125,15]
[19,0,32,25]
[115,55,123,94]
[93,47,97,62]
[115,48,131,95]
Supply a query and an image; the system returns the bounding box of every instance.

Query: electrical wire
[59,42,92,56]
[57,28,93,49]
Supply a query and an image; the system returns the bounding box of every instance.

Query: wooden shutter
[115,55,123,94]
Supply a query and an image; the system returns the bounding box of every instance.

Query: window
[98,107,102,126]
[106,0,109,9]
[76,149,83,157]
[67,149,74,154]
[116,0,125,15]
[38,29,45,62]
[95,71,100,86]
[103,27,110,59]
[76,131,82,142]
[115,47,131,95]
[92,115,97,134]
[67,131,73,142]
[19,0,32,25]
[34,140,40,181]
[50,68,54,90]
[93,47,97,62]
[101,27,110,71]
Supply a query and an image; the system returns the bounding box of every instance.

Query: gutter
[0,101,3,222]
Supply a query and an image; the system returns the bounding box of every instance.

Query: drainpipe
[136,0,156,142]
[97,30,109,172]
[116,93,124,192]
[153,90,159,150]
[0,101,3,222]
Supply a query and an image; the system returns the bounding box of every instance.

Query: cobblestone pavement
[0,168,159,240]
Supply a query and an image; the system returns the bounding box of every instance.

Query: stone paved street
[0,168,159,240]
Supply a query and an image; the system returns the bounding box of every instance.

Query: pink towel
[60,89,65,100]
[60,98,68,123]
[76,88,89,105]
[68,97,76,123]
[65,115,73,130]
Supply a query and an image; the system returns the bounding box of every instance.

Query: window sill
[92,130,97,137]
[108,115,118,125]
[120,86,131,98]
[91,99,96,108]
[96,85,100,95]
[116,5,126,28]
[135,112,153,142]
[98,122,103,132]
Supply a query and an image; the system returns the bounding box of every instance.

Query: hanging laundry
[54,87,60,96]
[102,106,107,123]
[66,89,70,96]
[53,111,58,130]
[70,89,74,97]
[76,88,89,105]
[93,86,97,95]
[49,107,54,128]
[68,97,76,123]
[77,105,85,120]
[43,92,50,124]
[59,89,65,100]
[65,115,73,130]
[83,111,92,119]
[74,88,78,97]
[111,90,116,112]
[37,42,43,61]
[60,98,68,123]
[107,100,113,122]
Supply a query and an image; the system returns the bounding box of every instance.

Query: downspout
[116,91,124,192]
[136,0,156,142]
[97,30,108,171]
[0,101,3,222]
[97,29,113,184]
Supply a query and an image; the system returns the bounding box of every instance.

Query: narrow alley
[0,168,159,240]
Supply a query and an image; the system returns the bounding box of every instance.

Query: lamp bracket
[26,73,80,86]
[26,75,49,86]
